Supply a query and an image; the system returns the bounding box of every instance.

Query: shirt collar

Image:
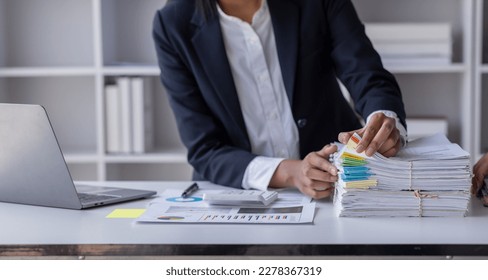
[217,0,267,26]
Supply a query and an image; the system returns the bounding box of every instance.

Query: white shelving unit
[353,0,475,156]
[0,0,479,181]
[474,0,488,161]
[0,0,192,181]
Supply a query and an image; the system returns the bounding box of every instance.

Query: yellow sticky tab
[106,209,146,219]
[344,179,378,189]
[341,152,365,161]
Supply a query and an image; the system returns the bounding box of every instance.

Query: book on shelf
[105,84,121,154]
[378,53,452,66]
[105,77,154,154]
[365,22,452,66]
[373,42,452,57]
[117,77,133,154]
[381,56,451,67]
[131,77,154,154]
[364,23,451,43]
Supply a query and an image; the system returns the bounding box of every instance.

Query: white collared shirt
[217,1,407,191]
[217,1,299,191]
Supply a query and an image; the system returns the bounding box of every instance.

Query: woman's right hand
[270,144,339,199]
[472,153,488,195]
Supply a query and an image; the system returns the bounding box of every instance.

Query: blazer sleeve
[152,10,256,188]
[325,0,406,127]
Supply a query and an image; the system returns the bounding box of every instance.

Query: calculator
[203,190,278,206]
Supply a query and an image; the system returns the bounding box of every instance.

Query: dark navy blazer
[153,0,406,188]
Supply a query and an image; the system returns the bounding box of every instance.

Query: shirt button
[297,118,307,128]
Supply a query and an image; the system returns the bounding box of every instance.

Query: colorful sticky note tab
[346,133,362,150]
[343,179,377,189]
[341,174,371,181]
[106,209,146,219]
[341,152,365,161]
[342,158,367,166]
[343,166,370,173]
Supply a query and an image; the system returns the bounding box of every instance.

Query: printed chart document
[137,188,316,224]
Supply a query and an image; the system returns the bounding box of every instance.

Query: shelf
[472,0,488,158]
[353,0,468,65]
[102,66,160,76]
[478,73,488,155]
[104,150,187,164]
[0,67,96,77]
[386,63,467,74]
[64,152,100,164]
[478,65,488,73]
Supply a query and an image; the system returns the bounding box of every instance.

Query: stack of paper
[333,133,471,217]
[364,23,452,66]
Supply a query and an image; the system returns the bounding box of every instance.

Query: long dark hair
[196,0,217,20]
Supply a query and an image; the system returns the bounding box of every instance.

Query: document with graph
[137,187,315,224]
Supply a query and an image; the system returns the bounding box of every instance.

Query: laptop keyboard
[78,193,119,203]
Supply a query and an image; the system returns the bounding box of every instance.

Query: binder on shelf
[117,77,133,154]
[364,22,452,66]
[131,77,154,153]
[373,42,452,57]
[105,84,121,153]
[381,57,451,67]
[104,76,155,154]
[364,23,451,43]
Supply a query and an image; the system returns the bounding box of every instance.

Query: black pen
[181,182,199,198]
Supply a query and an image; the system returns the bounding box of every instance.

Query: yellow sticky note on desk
[106,209,146,219]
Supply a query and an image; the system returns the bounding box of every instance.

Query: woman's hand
[270,144,338,199]
[338,113,401,157]
[472,153,488,195]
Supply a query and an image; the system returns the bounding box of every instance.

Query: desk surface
[1,181,488,257]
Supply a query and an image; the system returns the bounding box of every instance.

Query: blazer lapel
[268,0,299,104]
[190,10,247,137]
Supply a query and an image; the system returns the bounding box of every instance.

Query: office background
[0,0,486,182]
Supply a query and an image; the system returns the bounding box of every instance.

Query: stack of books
[105,77,154,154]
[364,23,452,66]
[333,133,471,217]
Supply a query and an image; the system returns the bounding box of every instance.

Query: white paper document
[137,189,316,224]
[333,133,471,217]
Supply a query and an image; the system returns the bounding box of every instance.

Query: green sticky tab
[342,158,367,166]
[106,209,146,219]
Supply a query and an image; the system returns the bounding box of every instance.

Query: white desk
[1,181,488,257]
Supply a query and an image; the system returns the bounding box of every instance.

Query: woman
[152,0,406,199]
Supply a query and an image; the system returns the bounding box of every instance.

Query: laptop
[0,103,156,209]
